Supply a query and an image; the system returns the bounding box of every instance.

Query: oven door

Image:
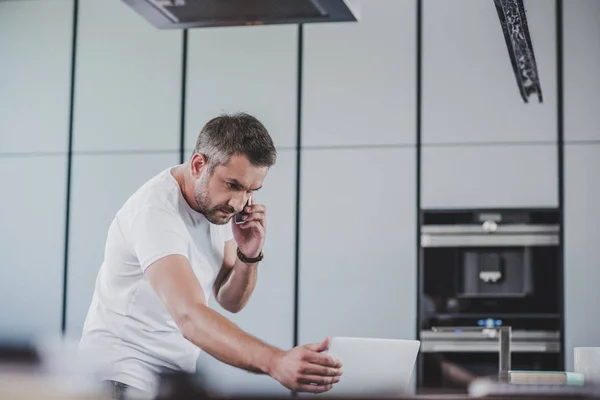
[421,223,561,316]
[418,330,561,393]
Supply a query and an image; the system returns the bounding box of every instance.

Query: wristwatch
[237,247,264,264]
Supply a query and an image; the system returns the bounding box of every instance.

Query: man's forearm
[180,301,281,374]
[216,259,258,312]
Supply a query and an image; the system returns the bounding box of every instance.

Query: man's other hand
[268,337,343,393]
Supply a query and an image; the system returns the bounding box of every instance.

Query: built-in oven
[417,209,562,393]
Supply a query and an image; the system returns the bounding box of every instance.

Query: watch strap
[237,247,264,264]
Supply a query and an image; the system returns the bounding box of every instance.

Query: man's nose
[230,194,248,212]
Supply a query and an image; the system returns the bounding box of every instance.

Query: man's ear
[190,153,208,178]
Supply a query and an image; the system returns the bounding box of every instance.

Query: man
[79,113,342,399]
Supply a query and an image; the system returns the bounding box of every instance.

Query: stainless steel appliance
[122,0,360,29]
[417,209,562,393]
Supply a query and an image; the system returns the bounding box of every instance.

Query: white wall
[298,148,416,343]
[65,0,183,338]
[299,0,417,346]
[564,0,600,144]
[71,0,182,153]
[0,0,73,337]
[184,25,298,150]
[0,0,73,154]
[564,144,600,371]
[423,0,557,145]
[563,0,600,371]
[422,145,558,209]
[421,0,558,210]
[303,0,416,147]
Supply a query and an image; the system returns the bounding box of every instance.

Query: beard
[193,173,235,225]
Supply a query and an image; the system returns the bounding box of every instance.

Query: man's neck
[172,164,197,212]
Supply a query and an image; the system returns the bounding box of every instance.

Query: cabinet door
[422,145,558,209]
[73,0,182,152]
[0,0,73,154]
[197,150,297,396]
[0,0,72,337]
[564,0,600,142]
[303,0,416,147]
[65,153,178,337]
[185,25,297,151]
[299,148,417,344]
[0,156,67,336]
[564,144,600,370]
[422,0,557,144]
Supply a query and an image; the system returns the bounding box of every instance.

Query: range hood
[122,0,360,29]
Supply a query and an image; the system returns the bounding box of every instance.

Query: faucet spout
[431,326,512,382]
[498,326,512,382]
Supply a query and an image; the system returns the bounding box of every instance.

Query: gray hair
[192,113,277,173]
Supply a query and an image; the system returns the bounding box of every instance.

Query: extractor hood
[122,0,360,29]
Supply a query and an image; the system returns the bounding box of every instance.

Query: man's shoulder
[119,167,183,222]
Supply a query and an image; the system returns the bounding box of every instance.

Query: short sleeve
[129,206,189,272]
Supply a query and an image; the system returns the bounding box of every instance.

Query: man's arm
[213,240,258,313]
[145,254,342,393]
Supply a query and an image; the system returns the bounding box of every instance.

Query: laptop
[318,337,420,398]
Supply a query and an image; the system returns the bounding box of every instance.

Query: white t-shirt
[79,166,234,396]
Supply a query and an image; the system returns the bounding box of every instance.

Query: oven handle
[421,233,559,247]
[421,224,559,235]
[421,342,558,353]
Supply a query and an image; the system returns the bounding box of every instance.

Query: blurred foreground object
[155,371,212,400]
[123,0,360,29]
[469,378,600,398]
[494,0,543,103]
[0,372,109,400]
[0,337,110,400]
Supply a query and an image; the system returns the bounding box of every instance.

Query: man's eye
[226,182,238,190]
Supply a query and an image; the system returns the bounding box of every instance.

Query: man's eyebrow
[227,178,262,191]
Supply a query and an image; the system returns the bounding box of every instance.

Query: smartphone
[235,197,252,224]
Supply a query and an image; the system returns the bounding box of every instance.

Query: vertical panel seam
[62,0,79,335]
[180,30,188,164]
[556,0,565,370]
[415,0,423,389]
[293,24,304,350]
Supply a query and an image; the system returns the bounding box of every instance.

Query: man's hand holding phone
[232,196,266,261]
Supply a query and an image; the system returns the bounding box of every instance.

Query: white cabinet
[0,0,72,337]
[299,148,416,344]
[564,0,600,142]
[422,145,558,209]
[65,153,179,337]
[303,0,416,147]
[73,0,182,152]
[0,0,73,154]
[185,25,298,151]
[197,150,297,396]
[564,144,600,370]
[422,0,557,144]
[0,156,67,335]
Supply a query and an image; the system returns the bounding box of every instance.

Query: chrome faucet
[431,326,512,382]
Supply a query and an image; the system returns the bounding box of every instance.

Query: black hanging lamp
[494,0,544,103]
